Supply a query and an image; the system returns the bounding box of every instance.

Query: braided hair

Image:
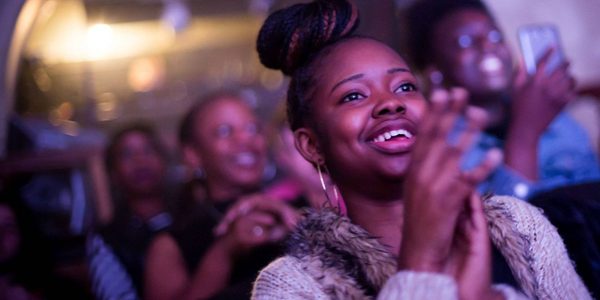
[257,0,359,131]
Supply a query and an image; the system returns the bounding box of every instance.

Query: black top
[169,199,286,300]
[530,181,600,297]
[101,211,172,296]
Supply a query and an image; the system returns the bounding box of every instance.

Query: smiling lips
[234,151,259,168]
[368,125,416,153]
[371,129,413,143]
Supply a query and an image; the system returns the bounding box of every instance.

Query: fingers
[533,47,556,79]
[452,106,488,153]
[414,88,470,166]
[214,194,300,237]
[460,148,503,185]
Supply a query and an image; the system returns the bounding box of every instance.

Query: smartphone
[518,24,565,75]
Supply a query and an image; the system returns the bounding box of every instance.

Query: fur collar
[285,197,539,299]
[286,208,397,299]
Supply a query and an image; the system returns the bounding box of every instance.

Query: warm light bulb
[86,23,113,59]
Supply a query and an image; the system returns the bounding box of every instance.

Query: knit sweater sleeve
[378,271,458,299]
[378,272,528,300]
[253,257,526,300]
[252,257,329,300]
[485,195,592,300]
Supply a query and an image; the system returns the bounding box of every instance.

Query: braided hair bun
[257,0,359,76]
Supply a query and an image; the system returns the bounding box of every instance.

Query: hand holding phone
[518,24,565,75]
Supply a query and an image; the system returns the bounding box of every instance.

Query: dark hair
[104,122,168,171]
[257,0,359,131]
[178,90,245,147]
[405,0,491,71]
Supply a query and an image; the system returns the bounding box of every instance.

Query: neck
[127,195,166,221]
[206,181,258,203]
[344,191,404,256]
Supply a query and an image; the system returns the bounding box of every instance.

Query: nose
[233,126,261,145]
[372,97,406,118]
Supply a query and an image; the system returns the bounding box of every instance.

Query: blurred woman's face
[304,38,426,194]
[113,131,166,196]
[0,204,20,263]
[430,8,513,98]
[193,97,267,196]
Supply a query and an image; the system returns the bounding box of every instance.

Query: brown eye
[458,34,473,48]
[341,92,365,103]
[215,124,232,138]
[395,83,417,93]
[488,30,502,43]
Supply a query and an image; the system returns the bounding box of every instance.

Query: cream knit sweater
[252,196,592,300]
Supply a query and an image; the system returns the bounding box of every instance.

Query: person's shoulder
[483,195,592,299]
[252,256,326,299]
[254,256,307,285]
[485,194,543,217]
[483,195,551,235]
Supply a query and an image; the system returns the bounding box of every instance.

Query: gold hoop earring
[316,163,340,212]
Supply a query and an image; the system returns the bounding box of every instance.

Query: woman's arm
[146,198,299,300]
[144,233,190,300]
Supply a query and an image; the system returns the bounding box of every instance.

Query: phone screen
[518,24,564,75]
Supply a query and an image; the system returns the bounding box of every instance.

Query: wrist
[213,234,241,259]
[398,248,446,273]
[505,122,541,143]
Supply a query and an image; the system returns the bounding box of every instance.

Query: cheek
[455,51,479,73]
[320,111,365,159]
[411,99,427,121]
[254,136,267,156]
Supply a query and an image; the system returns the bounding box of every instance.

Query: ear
[424,65,444,90]
[182,144,202,170]
[294,128,325,167]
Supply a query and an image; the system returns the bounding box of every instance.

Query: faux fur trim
[484,196,538,298]
[286,208,397,299]
[286,196,543,299]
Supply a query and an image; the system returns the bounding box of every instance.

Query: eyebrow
[329,67,411,94]
[330,74,363,94]
[388,67,410,74]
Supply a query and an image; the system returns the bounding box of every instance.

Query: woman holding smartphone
[405,0,600,200]
[251,0,590,299]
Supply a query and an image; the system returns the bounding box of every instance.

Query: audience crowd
[2,0,599,299]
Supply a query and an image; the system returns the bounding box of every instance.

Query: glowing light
[96,92,119,121]
[86,23,113,59]
[127,57,165,92]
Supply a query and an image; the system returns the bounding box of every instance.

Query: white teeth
[372,129,413,142]
[480,56,502,72]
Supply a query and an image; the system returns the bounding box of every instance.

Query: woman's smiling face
[299,38,427,194]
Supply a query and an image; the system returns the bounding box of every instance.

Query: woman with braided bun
[251,0,591,299]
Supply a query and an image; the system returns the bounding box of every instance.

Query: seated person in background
[264,104,336,210]
[1,190,91,299]
[89,123,173,299]
[404,0,600,199]
[0,196,46,300]
[144,92,299,300]
[252,0,590,299]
